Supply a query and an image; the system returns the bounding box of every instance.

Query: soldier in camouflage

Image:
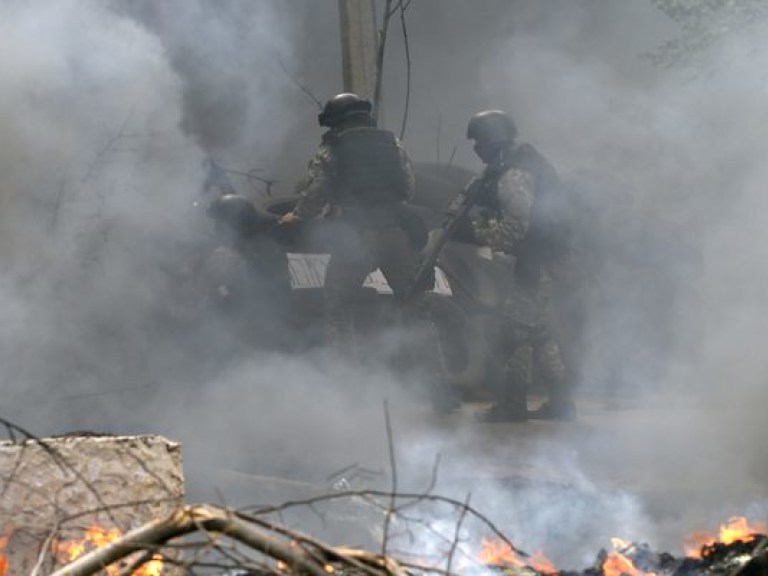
[280,94,436,370]
[466,110,576,421]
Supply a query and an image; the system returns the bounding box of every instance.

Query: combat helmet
[318,93,373,128]
[467,110,517,146]
[206,194,262,240]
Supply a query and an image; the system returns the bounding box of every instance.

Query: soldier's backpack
[331,127,411,205]
[507,143,572,282]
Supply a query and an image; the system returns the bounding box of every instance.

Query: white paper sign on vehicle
[286,253,452,296]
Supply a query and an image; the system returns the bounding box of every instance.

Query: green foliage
[647,0,768,68]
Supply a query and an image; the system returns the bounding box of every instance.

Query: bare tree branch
[80,111,135,184]
[448,145,458,166]
[248,489,528,559]
[398,0,413,141]
[277,57,324,110]
[49,505,329,576]
[2,418,542,576]
[446,492,472,574]
[381,400,398,559]
[373,0,396,121]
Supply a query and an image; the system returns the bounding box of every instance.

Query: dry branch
[50,504,329,576]
[47,502,459,576]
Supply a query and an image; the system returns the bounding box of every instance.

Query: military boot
[476,400,529,422]
[529,398,576,421]
[476,381,528,422]
[476,349,530,422]
[432,388,463,414]
[529,367,576,421]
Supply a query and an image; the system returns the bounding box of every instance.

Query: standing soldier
[279,93,437,371]
[465,110,576,421]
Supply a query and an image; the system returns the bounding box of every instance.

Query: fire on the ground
[0,523,163,576]
[0,516,765,575]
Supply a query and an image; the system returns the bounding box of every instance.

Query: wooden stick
[50,504,328,576]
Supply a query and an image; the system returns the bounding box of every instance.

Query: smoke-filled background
[3,0,768,567]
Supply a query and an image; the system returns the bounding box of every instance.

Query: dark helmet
[318,93,373,127]
[206,194,261,240]
[466,110,517,146]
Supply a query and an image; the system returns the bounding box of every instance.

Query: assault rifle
[405,162,504,299]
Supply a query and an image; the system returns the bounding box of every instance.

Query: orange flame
[602,536,656,576]
[601,536,656,576]
[0,532,8,576]
[479,537,558,574]
[684,517,767,558]
[53,524,164,576]
[602,552,649,576]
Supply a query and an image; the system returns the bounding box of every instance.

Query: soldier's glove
[468,216,495,246]
[450,214,479,244]
[278,211,301,225]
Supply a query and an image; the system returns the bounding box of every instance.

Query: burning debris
[0,425,183,575]
[0,534,7,576]
[1,418,767,576]
[50,524,165,575]
[15,505,768,576]
[588,519,768,576]
[465,518,768,576]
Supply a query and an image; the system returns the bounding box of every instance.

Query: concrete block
[0,434,183,574]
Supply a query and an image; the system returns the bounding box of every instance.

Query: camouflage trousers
[324,221,417,349]
[488,268,570,408]
[322,219,449,403]
[502,329,568,401]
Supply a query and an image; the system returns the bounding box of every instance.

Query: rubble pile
[487,521,768,576]
[565,533,768,576]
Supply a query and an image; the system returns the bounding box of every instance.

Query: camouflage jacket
[293,129,415,220]
[471,164,535,255]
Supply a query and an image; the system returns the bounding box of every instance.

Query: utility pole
[337,0,377,99]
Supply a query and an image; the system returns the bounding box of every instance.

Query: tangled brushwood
[3,418,768,576]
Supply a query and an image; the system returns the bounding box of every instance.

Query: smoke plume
[2,0,768,568]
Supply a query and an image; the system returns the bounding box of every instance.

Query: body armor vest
[472,144,568,286]
[507,144,570,285]
[331,127,410,206]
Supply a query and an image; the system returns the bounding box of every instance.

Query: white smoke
[467,0,768,555]
[372,0,768,562]
[4,1,768,570]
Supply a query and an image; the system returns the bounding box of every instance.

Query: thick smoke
[0,0,201,408]
[452,0,768,554]
[3,0,768,568]
[110,0,340,190]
